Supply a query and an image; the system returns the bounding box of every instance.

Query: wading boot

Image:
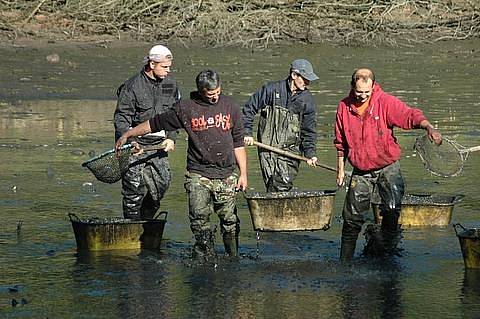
[340,223,361,264]
[364,224,403,257]
[382,225,403,256]
[192,227,217,262]
[363,224,386,256]
[380,210,403,256]
[223,233,239,257]
[340,239,357,264]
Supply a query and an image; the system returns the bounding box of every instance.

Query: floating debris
[11,298,28,307]
[71,149,85,156]
[16,220,23,235]
[46,166,55,179]
[46,53,60,64]
[81,182,96,193]
[46,249,55,256]
[8,285,19,293]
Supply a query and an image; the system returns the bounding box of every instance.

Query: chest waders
[257,88,302,192]
[339,161,404,263]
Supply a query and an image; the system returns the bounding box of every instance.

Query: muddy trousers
[184,172,240,258]
[340,161,405,262]
[121,153,171,220]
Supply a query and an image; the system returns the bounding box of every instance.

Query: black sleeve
[149,106,183,133]
[164,84,182,141]
[300,94,317,158]
[231,103,245,148]
[113,83,135,142]
[242,83,274,136]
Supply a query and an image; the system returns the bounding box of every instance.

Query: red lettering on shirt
[192,112,231,132]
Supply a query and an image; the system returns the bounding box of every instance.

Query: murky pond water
[1,40,479,318]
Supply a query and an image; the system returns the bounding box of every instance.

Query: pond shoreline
[1,0,478,48]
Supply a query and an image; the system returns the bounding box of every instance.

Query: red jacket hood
[334,83,427,171]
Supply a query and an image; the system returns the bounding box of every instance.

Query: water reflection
[182,259,343,318]
[461,269,480,318]
[73,250,176,318]
[339,260,404,319]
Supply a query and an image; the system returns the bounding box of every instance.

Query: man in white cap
[114,44,180,220]
[243,59,319,192]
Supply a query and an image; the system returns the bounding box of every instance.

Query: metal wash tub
[454,224,480,269]
[69,212,167,251]
[373,193,463,227]
[244,190,336,232]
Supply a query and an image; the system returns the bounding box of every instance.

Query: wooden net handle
[252,141,337,173]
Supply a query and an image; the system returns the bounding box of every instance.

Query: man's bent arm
[115,120,152,152]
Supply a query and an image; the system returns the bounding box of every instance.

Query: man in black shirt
[116,69,247,260]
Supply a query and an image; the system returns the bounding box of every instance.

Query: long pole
[252,141,337,173]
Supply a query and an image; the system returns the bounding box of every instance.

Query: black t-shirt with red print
[149,91,244,179]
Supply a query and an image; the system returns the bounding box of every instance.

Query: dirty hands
[244,136,254,146]
[306,156,318,167]
[236,174,248,192]
[161,138,175,152]
[426,125,442,146]
[115,133,130,155]
[337,170,345,188]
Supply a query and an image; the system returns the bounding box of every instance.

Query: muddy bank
[0,0,478,48]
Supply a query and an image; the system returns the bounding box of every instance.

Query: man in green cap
[243,59,319,192]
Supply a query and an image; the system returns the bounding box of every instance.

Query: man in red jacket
[334,68,442,262]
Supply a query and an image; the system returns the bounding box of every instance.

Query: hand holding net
[414,134,480,177]
[82,144,165,183]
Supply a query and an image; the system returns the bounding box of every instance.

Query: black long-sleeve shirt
[149,91,244,179]
[114,68,180,144]
[243,78,317,158]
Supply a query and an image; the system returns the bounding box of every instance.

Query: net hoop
[414,135,465,178]
[81,144,133,184]
[81,144,133,167]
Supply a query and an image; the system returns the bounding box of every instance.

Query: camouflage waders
[258,104,301,192]
[184,172,240,259]
[340,161,405,262]
[121,151,171,220]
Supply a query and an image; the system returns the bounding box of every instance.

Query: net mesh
[414,135,464,177]
[82,145,132,183]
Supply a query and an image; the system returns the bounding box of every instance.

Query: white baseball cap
[144,45,173,63]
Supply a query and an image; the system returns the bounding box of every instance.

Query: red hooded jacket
[334,83,426,171]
